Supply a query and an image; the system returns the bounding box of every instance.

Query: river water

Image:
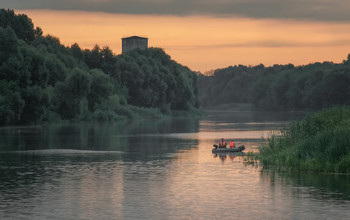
[0,111,350,219]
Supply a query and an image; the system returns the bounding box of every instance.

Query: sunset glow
[19,9,350,72]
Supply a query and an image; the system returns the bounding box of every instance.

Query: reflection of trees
[0,118,200,216]
[206,111,303,124]
[261,170,350,201]
[120,118,199,160]
[0,118,200,161]
[0,118,199,152]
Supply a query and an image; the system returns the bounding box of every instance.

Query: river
[0,111,350,219]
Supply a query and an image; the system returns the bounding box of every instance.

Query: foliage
[0,9,199,125]
[0,80,24,124]
[198,60,350,111]
[0,9,42,44]
[115,48,198,111]
[258,106,350,173]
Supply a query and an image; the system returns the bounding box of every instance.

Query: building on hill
[122,36,148,53]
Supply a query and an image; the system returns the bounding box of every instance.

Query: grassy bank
[258,106,350,173]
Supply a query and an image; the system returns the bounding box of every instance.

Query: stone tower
[122,36,148,53]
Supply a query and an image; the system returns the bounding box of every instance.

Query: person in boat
[219,138,227,148]
[229,140,235,148]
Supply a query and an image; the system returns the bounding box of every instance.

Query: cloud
[3,0,350,21]
[167,39,350,51]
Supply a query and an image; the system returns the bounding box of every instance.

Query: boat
[212,145,245,153]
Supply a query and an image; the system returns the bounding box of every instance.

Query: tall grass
[259,106,350,173]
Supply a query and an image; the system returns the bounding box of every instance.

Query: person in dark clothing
[219,138,227,148]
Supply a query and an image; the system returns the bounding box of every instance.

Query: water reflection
[0,118,199,154]
[212,152,245,163]
[1,111,349,219]
[0,118,201,219]
[205,110,304,123]
[261,170,350,201]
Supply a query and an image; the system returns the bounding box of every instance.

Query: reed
[243,152,260,166]
[259,106,350,173]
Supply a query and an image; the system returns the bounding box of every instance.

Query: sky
[3,0,350,72]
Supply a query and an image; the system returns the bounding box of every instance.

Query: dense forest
[3,9,350,126]
[198,57,350,111]
[0,9,199,125]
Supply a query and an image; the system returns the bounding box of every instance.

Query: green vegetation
[198,59,350,111]
[258,106,350,173]
[0,9,198,125]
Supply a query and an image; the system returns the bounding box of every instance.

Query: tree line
[0,9,198,125]
[198,57,350,111]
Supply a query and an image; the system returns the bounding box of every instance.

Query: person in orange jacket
[219,138,227,148]
[229,140,235,148]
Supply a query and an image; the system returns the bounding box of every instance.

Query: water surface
[1,111,349,219]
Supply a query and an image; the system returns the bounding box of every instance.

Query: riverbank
[256,106,350,173]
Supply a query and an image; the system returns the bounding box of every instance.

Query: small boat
[212,145,245,153]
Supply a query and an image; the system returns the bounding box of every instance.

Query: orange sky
[19,10,350,72]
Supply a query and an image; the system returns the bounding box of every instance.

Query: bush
[259,106,350,173]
